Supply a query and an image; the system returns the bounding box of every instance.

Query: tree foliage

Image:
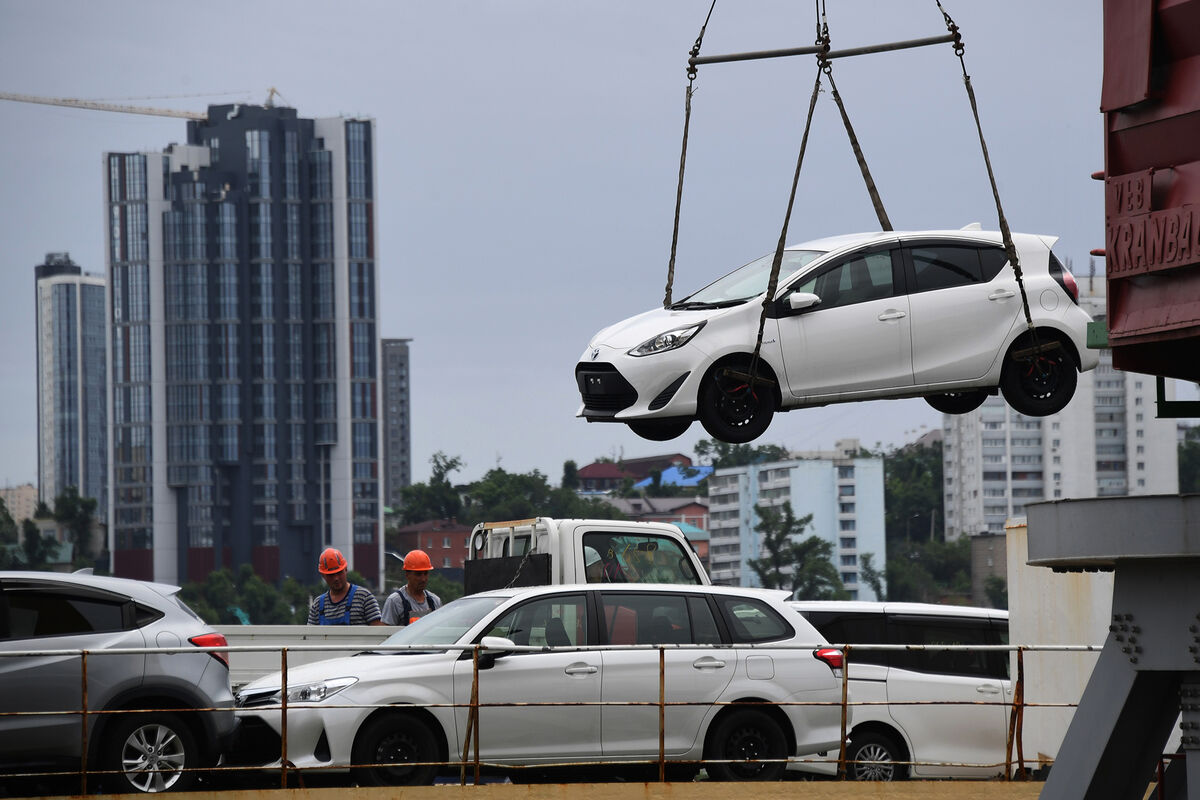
[860,552,886,601]
[748,502,847,600]
[984,575,1008,609]
[22,518,59,570]
[53,486,98,569]
[694,439,790,469]
[883,537,972,603]
[398,452,464,524]
[881,440,943,544]
[462,467,618,527]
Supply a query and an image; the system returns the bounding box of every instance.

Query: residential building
[942,291,1178,540]
[381,338,412,511]
[0,483,39,525]
[389,518,471,570]
[707,438,886,599]
[105,104,382,588]
[35,253,107,517]
[576,462,632,494]
[575,453,697,494]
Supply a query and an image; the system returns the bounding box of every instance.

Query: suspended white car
[576,228,1098,443]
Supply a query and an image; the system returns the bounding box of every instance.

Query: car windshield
[377,594,513,649]
[673,249,826,307]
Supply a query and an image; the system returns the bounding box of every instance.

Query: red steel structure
[1101,0,1200,381]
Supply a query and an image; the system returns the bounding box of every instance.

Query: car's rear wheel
[352,713,440,786]
[698,364,775,444]
[1000,335,1077,416]
[845,730,908,781]
[924,390,989,415]
[704,708,787,781]
[628,418,692,441]
[101,711,199,794]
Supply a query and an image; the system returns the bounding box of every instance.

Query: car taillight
[190,632,230,669]
[813,647,843,670]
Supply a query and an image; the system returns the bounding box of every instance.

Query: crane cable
[664,0,718,308]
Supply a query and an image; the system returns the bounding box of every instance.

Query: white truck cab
[464,517,709,594]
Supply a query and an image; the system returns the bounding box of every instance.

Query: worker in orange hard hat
[307,547,384,626]
[381,549,442,626]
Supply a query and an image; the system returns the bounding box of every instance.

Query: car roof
[473,583,791,603]
[785,227,1053,254]
[0,570,181,599]
[788,599,1008,620]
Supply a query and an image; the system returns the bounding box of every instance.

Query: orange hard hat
[403,549,433,571]
[318,547,348,574]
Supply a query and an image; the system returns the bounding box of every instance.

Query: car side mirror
[477,635,517,669]
[788,292,821,312]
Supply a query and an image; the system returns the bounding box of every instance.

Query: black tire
[845,731,908,781]
[704,708,787,781]
[351,713,440,786]
[100,711,200,794]
[628,418,692,441]
[924,389,989,415]
[1000,336,1077,416]
[697,364,775,444]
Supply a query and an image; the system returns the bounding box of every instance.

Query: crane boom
[0,91,205,120]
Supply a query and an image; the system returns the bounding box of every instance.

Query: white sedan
[576,227,1098,443]
[233,584,846,784]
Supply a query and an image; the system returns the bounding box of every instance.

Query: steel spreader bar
[689,32,956,69]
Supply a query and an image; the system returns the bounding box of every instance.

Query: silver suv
[0,571,237,793]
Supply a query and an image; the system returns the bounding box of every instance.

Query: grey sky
[0,1,1105,488]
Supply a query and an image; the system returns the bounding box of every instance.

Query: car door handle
[564,664,598,675]
[976,684,1002,695]
[988,289,1015,300]
[877,310,906,321]
[692,657,727,670]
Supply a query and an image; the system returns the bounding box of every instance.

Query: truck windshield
[582,532,701,584]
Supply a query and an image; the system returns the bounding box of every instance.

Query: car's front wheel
[1000,335,1077,416]
[704,708,787,781]
[101,711,200,794]
[697,364,775,444]
[845,730,908,781]
[924,389,989,415]
[352,713,440,786]
[628,418,692,441]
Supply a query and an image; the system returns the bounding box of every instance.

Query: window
[888,615,1008,679]
[482,594,587,648]
[790,250,896,310]
[908,245,997,292]
[599,593,719,646]
[6,589,132,639]
[717,596,791,644]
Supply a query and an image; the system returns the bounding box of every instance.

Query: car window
[790,250,895,310]
[887,614,1007,679]
[582,532,699,584]
[979,246,1008,281]
[799,610,889,667]
[598,592,722,646]
[680,249,826,305]
[482,594,587,648]
[716,596,792,643]
[4,589,127,640]
[908,245,986,292]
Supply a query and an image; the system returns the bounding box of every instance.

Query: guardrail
[0,640,1127,794]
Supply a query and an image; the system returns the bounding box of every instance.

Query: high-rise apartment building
[105,104,382,588]
[943,291,1179,539]
[35,253,107,517]
[381,338,412,510]
[707,438,886,599]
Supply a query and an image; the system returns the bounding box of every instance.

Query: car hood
[239,650,455,693]
[588,305,739,350]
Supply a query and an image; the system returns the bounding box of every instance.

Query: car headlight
[628,322,705,357]
[283,676,358,704]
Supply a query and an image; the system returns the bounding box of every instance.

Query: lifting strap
[664,0,718,308]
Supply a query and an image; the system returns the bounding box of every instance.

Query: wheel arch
[698,353,784,412]
[352,704,450,766]
[89,691,219,768]
[849,720,910,763]
[702,698,796,761]
[1003,325,1082,372]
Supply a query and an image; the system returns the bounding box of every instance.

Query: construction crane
[0,91,206,120]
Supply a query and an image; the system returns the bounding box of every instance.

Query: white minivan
[788,600,1010,780]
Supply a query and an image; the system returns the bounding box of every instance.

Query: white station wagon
[576,228,1098,443]
[233,584,846,784]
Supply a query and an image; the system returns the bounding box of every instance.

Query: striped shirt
[307,584,382,625]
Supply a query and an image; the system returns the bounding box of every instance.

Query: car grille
[237,687,280,709]
[575,362,637,416]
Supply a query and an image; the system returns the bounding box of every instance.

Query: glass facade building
[105,105,382,588]
[381,338,412,511]
[35,253,108,518]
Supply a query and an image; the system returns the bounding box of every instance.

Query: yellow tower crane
[0,91,207,119]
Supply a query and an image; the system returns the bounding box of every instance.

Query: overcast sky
[0,1,1108,488]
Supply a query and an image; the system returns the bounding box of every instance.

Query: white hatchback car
[233,584,846,784]
[576,228,1098,443]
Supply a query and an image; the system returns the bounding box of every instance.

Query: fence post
[80,651,90,795]
[1014,648,1026,779]
[837,645,850,779]
[460,647,480,785]
[280,648,289,789]
[659,647,666,782]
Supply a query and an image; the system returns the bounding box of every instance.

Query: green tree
[463,467,617,526]
[22,518,60,570]
[882,441,943,545]
[0,498,17,544]
[399,452,464,524]
[885,538,972,603]
[561,460,579,491]
[984,575,1008,609]
[860,552,886,601]
[694,439,789,468]
[748,502,847,599]
[53,485,98,568]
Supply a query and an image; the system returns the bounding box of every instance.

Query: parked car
[0,570,237,793]
[233,584,846,784]
[788,600,1010,780]
[576,227,1098,443]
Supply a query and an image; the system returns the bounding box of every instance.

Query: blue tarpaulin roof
[632,465,713,489]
